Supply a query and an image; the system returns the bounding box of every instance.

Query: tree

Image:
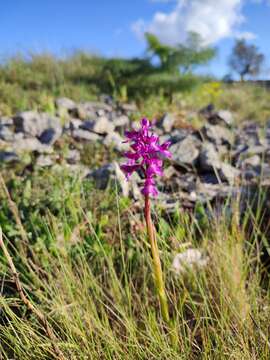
[229,39,264,81]
[141,32,216,101]
[145,32,216,74]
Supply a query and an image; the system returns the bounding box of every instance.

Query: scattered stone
[69,118,83,130]
[87,162,129,196]
[216,110,234,127]
[103,132,129,152]
[39,127,62,145]
[0,151,19,163]
[157,113,175,133]
[13,138,53,153]
[112,115,129,129]
[120,103,137,113]
[171,135,200,166]
[82,101,112,113]
[55,97,76,118]
[219,163,240,184]
[200,105,234,127]
[79,117,114,135]
[72,129,101,141]
[65,149,80,164]
[55,97,76,112]
[36,155,54,167]
[199,143,221,172]
[2,97,270,212]
[196,182,230,203]
[202,124,234,146]
[241,155,261,168]
[14,112,61,138]
[0,126,14,142]
[0,117,13,126]
[199,104,215,118]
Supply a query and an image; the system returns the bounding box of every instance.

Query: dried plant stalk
[0,228,65,360]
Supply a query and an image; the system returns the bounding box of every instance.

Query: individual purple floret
[120,118,171,196]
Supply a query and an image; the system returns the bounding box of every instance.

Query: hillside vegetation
[0,53,270,359]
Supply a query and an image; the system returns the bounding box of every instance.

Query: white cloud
[235,31,257,40]
[131,19,146,41]
[132,0,256,46]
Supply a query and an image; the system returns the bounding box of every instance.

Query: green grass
[0,169,270,359]
[0,53,270,359]
[1,52,270,127]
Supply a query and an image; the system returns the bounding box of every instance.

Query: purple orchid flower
[120,118,171,196]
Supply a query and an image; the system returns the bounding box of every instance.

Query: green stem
[144,195,170,324]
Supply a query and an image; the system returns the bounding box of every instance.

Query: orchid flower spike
[120,118,171,196]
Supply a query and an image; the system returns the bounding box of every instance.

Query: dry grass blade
[0,227,65,360]
[0,174,29,249]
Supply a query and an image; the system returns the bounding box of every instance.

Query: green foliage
[145,32,216,74]
[229,39,265,81]
[0,169,270,358]
[0,35,215,114]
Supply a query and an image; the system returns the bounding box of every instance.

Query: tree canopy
[145,32,216,74]
[229,39,264,81]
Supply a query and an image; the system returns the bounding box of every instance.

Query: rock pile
[1,97,270,211]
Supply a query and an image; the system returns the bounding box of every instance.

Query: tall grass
[0,169,269,359]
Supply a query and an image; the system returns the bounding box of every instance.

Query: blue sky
[0,0,269,78]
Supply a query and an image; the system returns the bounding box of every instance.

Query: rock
[100,94,114,105]
[171,135,200,166]
[68,118,83,130]
[13,133,25,141]
[241,155,261,168]
[120,103,137,113]
[14,111,39,135]
[65,149,80,164]
[36,155,54,167]
[236,121,261,147]
[199,173,220,185]
[161,128,193,146]
[216,110,234,127]
[200,105,234,127]
[199,143,239,184]
[72,129,101,141]
[79,117,114,135]
[55,97,76,112]
[103,132,129,152]
[196,182,231,203]
[199,104,215,118]
[87,163,114,190]
[219,163,240,184]
[172,249,209,274]
[14,112,61,138]
[242,169,258,181]
[82,101,112,113]
[74,104,96,120]
[75,105,94,120]
[244,145,266,156]
[38,127,62,145]
[86,162,129,196]
[112,115,129,129]
[202,124,234,146]
[0,117,13,126]
[13,138,53,153]
[0,151,19,163]
[157,113,175,133]
[0,126,14,142]
[199,143,221,172]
